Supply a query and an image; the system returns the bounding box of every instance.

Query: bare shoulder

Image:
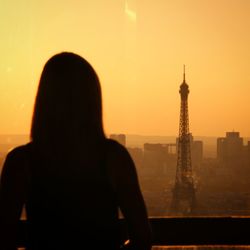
[106,138,128,155]
[0,144,32,230]
[6,144,29,159]
[1,143,31,177]
[105,139,133,166]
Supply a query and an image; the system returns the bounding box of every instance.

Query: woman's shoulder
[105,138,124,149]
[105,138,130,159]
[105,139,135,174]
[2,143,32,174]
[6,143,31,161]
[1,143,32,185]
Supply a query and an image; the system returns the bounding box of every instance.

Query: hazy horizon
[0,133,249,139]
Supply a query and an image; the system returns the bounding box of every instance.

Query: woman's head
[31,52,105,147]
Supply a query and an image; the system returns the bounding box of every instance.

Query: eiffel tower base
[170,185,196,215]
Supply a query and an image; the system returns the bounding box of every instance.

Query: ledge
[17,217,250,247]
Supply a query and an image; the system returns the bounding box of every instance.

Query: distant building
[144,143,169,153]
[191,140,203,167]
[109,134,126,147]
[143,143,176,177]
[127,147,143,168]
[217,132,243,163]
[243,141,250,166]
[247,141,250,160]
[246,141,250,165]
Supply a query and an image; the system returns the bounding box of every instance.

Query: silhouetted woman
[0,52,151,250]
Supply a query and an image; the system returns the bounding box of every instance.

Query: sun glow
[0,1,250,136]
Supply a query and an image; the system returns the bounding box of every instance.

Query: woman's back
[10,139,120,249]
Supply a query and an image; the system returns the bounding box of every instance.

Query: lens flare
[125,0,136,22]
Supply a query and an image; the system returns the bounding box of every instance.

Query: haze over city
[1,0,250,137]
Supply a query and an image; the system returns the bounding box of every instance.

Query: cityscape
[109,71,250,217]
[1,71,250,218]
[1,131,250,218]
[1,70,250,217]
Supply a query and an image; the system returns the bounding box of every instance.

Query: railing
[17,217,250,248]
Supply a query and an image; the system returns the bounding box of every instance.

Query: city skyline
[1,0,250,136]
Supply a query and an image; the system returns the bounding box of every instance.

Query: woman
[0,52,151,250]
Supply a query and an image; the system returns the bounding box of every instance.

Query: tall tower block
[170,65,196,214]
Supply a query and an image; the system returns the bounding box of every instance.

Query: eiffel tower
[170,65,196,215]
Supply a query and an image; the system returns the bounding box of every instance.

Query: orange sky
[0,0,250,137]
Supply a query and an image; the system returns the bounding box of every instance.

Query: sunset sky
[1,0,250,137]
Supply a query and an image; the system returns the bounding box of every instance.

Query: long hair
[31,52,105,154]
